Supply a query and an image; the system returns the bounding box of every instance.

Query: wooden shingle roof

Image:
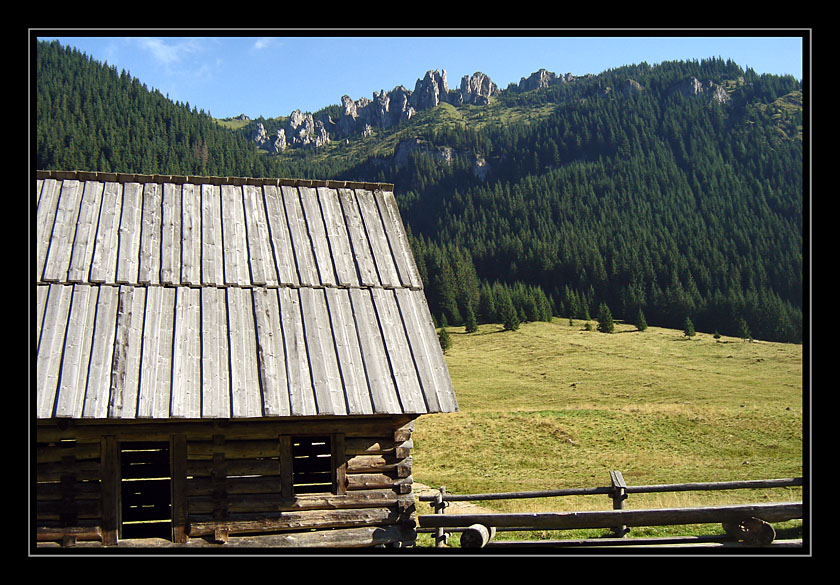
[34,171,458,420]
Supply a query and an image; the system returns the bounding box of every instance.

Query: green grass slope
[412,319,804,527]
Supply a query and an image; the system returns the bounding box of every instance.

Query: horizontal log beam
[188,506,408,537]
[625,477,803,495]
[37,525,102,542]
[36,416,417,443]
[417,478,803,503]
[418,502,802,530]
[194,524,416,548]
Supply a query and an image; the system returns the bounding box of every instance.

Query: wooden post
[433,486,449,547]
[278,435,293,498]
[609,470,629,537]
[100,435,119,546]
[211,434,228,543]
[59,452,77,547]
[332,433,347,495]
[170,434,188,543]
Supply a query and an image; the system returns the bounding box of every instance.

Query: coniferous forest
[35,40,805,343]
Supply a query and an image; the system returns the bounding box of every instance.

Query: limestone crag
[411,69,451,110]
[518,69,574,91]
[672,76,731,104]
[393,137,492,181]
[253,69,500,152]
[458,72,500,105]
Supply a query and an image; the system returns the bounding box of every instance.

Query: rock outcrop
[411,69,451,110]
[672,76,731,104]
[458,72,500,105]
[393,137,492,181]
[252,69,502,153]
[518,69,574,91]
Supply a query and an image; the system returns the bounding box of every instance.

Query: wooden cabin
[34,170,458,548]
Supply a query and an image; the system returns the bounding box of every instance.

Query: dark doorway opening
[120,441,171,539]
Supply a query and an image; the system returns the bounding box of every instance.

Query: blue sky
[36,32,806,120]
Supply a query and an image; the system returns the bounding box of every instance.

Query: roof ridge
[35,170,395,192]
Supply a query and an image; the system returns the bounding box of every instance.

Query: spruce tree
[464,302,478,333]
[438,315,452,353]
[597,302,615,333]
[497,286,520,331]
[683,316,696,338]
[478,282,496,324]
[635,307,648,331]
[737,317,752,342]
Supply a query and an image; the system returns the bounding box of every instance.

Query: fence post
[609,470,629,537]
[433,486,449,547]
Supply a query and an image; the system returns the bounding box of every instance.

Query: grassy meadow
[411,318,804,543]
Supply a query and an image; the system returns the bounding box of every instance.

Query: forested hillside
[35,40,804,342]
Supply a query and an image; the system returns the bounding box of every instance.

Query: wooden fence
[417,473,803,549]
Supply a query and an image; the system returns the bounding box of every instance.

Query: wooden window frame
[280,433,345,497]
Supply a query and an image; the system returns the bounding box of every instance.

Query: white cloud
[132,37,211,66]
[252,37,282,52]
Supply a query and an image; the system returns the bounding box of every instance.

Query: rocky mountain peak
[253,69,504,153]
[458,72,500,105]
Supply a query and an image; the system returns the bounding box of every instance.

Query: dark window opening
[120,441,171,539]
[291,436,333,495]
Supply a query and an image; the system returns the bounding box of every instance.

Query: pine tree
[596,302,615,333]
[464,302,478,333]
[438,315,452,353]
[737,317,752,342]
[497,286,520,331]
[478,282,496,324]
[683,316,696,338]
[635,307,648,331]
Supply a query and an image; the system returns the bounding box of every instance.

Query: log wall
[35,416,418,548]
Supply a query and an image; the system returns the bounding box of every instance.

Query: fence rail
[416,473,803,548]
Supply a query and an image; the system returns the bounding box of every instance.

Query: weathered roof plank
[35,172,457,420]
[83,284,119,419]
[229,286,263,418]
[242,184,277,287]
[36,178,62,280]
[263,184,299,286]
[180,183,202,286]
[355,188,400,288]
[67,181,105,283]
[89,182,123,284]
[279,287,317,416]
[282,186,319,287]
[138,182,163,285]
[201,184,224,287]
[160,182,182,286]
[372,287,426,414]
[201,286,231,418]
[37,284,74,418]
[171,286,202,418]
[54,284,98,418]
[42,179,83,282]
[299,186,337,287]
[319,187,359,287]
[324,287,374,415]
[349,287,402,414]
[222,184,251,286]
[252,287,291,417]
[116,182,143,285]
[108,285,146,418]
[337,188,380,287]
